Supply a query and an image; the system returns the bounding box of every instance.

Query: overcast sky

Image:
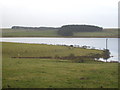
[0,0,119,28]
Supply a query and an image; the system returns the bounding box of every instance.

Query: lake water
[0,37,119,62]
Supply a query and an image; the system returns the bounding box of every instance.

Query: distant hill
[58,25,103,36]
[11,26,59,30]
[11,25,103,36]
[3,26,118,37]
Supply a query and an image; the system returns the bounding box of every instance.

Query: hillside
[2,28,118,37]
[2,42,118,88]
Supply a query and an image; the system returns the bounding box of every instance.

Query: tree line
[11,26,59,30]
[57,25,103,36]
[12,24,103,36]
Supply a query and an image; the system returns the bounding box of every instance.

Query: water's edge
[1,38,118,62]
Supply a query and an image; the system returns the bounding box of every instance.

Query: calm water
[1,37,119,62]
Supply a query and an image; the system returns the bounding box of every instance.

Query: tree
[57,24,103,36]
[102,49,110,62]
[57,29,73,36]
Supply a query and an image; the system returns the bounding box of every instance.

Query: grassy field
[74,29,118,37]
[1,29,59,37]
[2,42,118,88]
[2,42,103,58]
[1,28,118,37]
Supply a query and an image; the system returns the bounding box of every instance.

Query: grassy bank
[2,42,103,58]
[1,28,118,37]
[2,42,118,88]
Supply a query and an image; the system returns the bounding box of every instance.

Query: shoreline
[1,36,119,38]
[2,42,118,62]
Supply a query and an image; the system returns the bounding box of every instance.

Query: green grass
[2,42,118,88]
[3,57,118,88]
[2,42,103,58]
[0,42,2,89]
[74,29,118,37]
[2,29,59,37]
[1,28,118,37]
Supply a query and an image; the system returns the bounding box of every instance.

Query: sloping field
[1,28,118,37]
[2,42,118,88]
